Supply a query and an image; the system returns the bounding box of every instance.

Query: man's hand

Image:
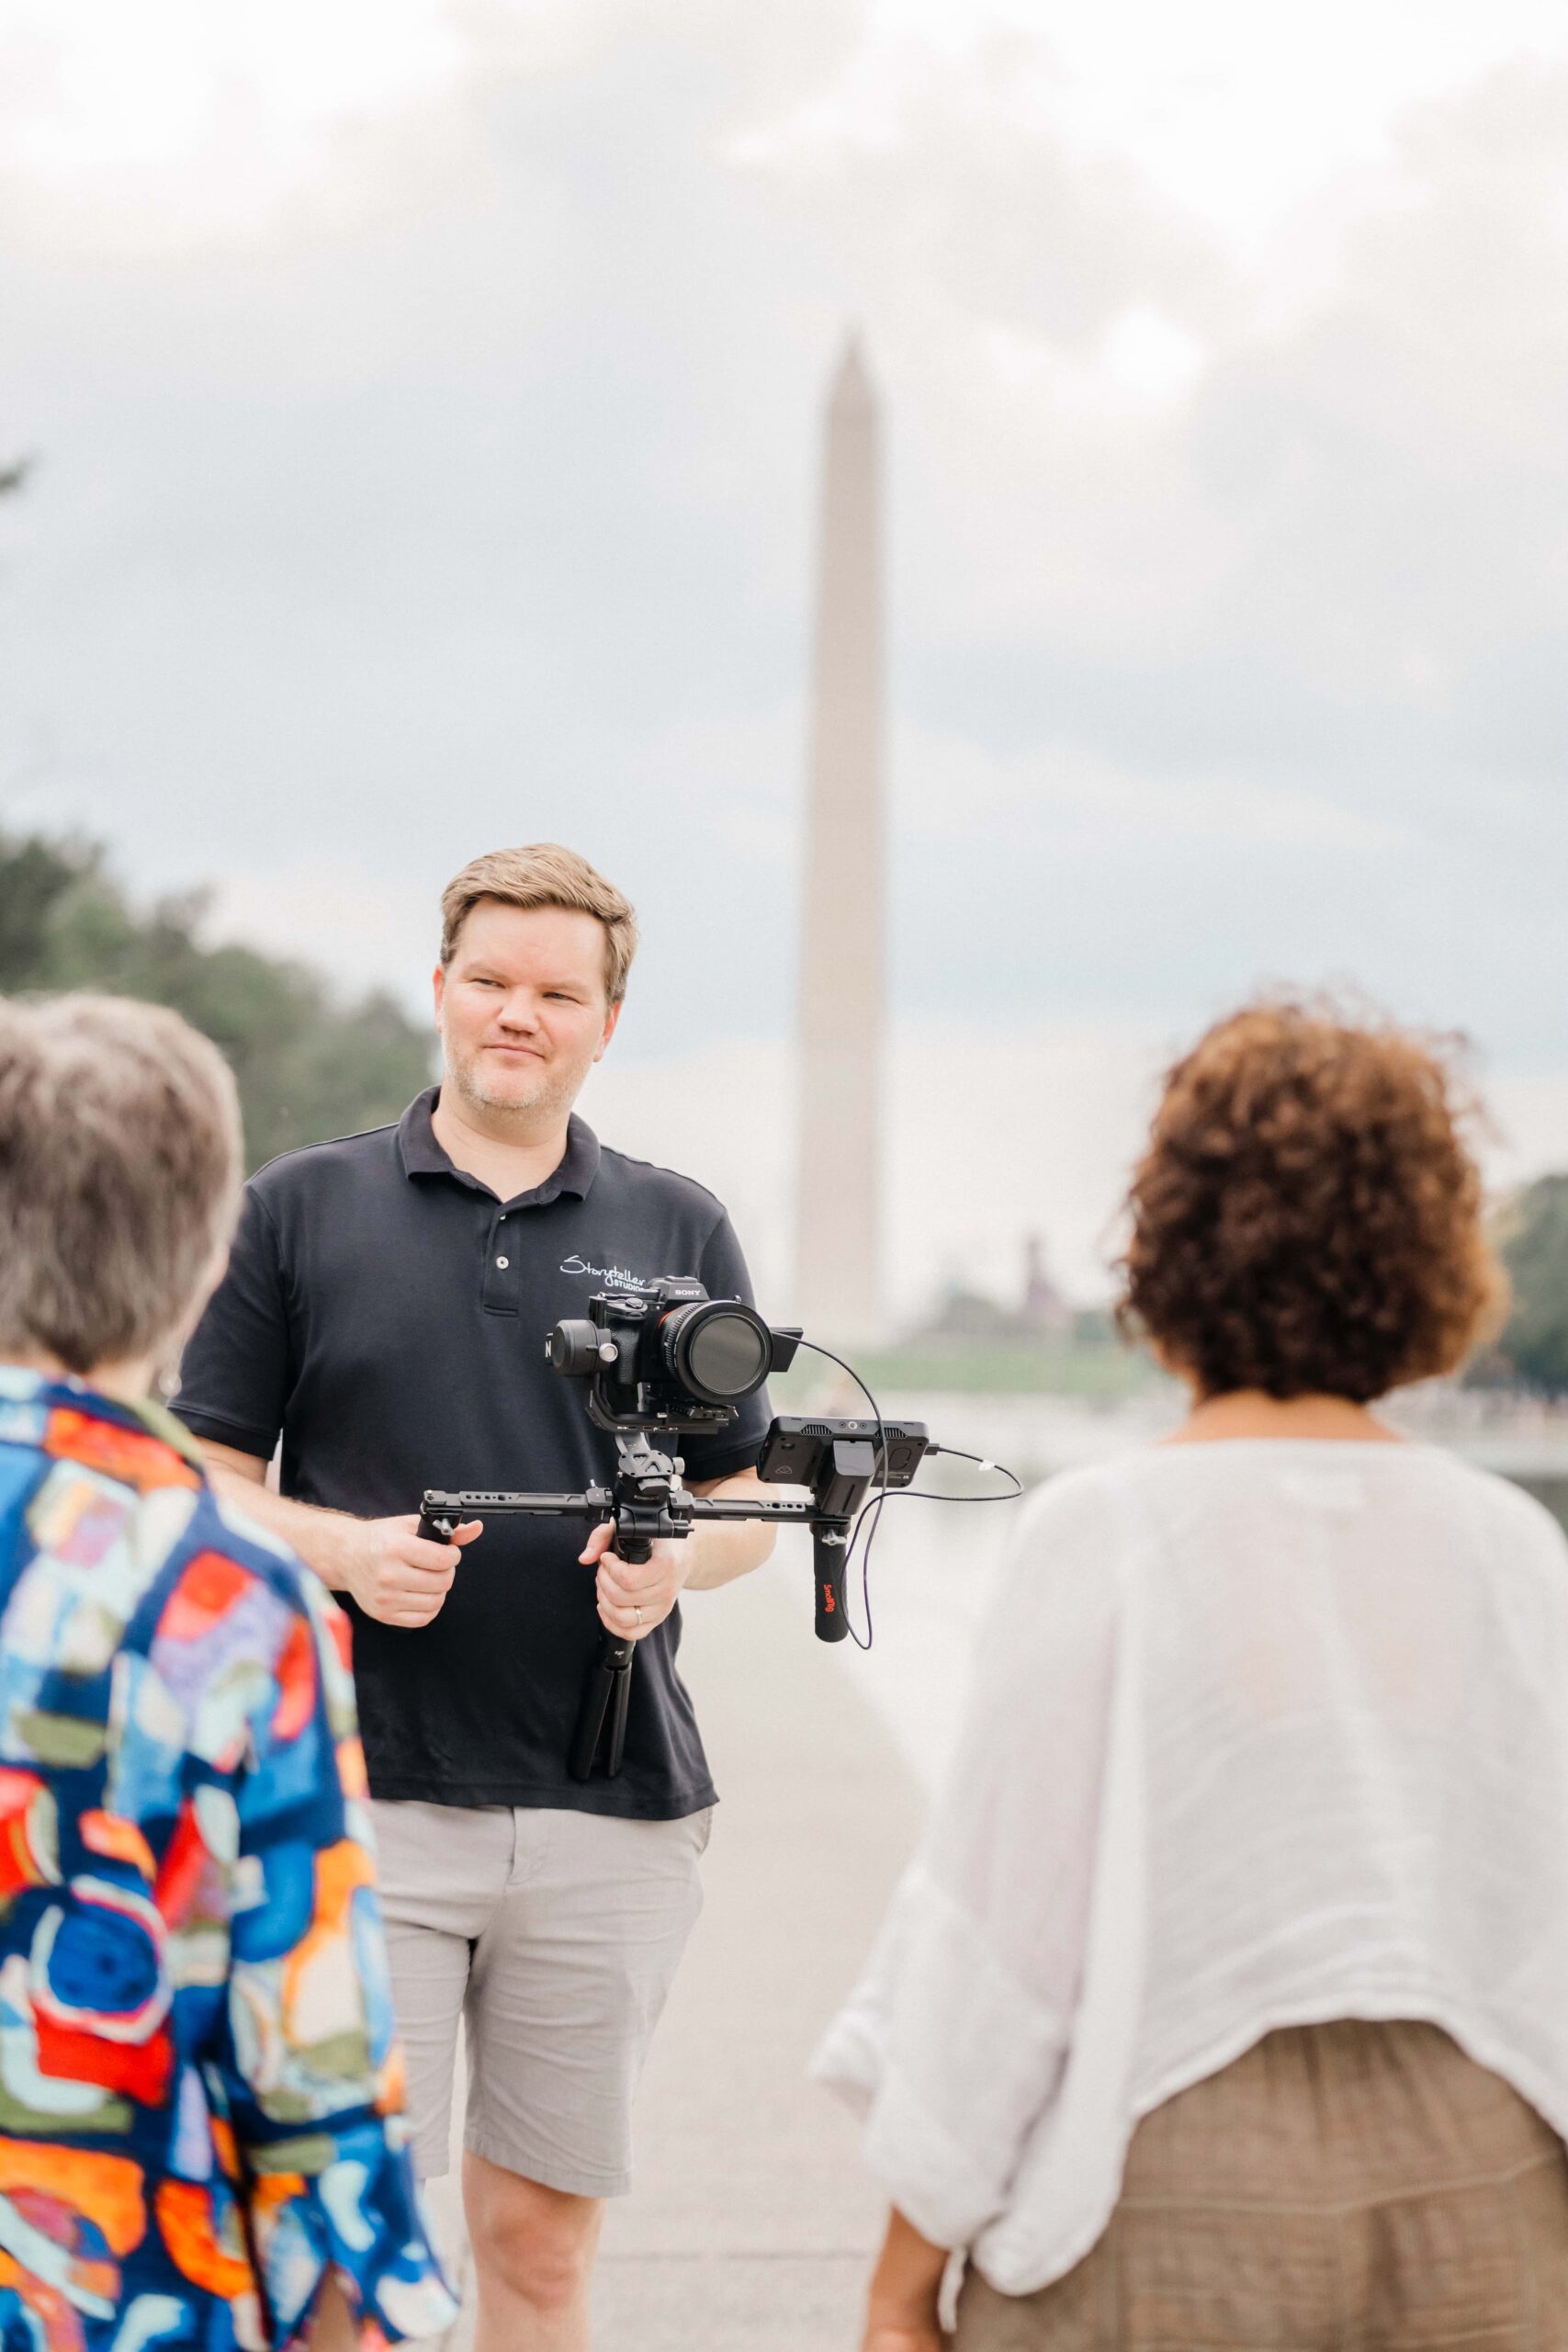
[575,1467,778,1634]
[863,2331,947,2352]
[198,1442,482,1623]
[332,1513,482,1628]
[580,1521,689,1642]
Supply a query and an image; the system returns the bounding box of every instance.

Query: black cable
[835,1455,1024,1621]
[788,1352,1024,1649]
[895,1443,1025,1504]
[793,1336,885,1428]
[839,1476,887,1650]
[794,1339,887,1649]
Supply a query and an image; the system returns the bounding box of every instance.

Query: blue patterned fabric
[0,1368,458,2349]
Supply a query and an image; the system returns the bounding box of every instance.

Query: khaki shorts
[370,1798,711,2199]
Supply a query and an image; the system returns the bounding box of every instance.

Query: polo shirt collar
[396,1088,602,1206]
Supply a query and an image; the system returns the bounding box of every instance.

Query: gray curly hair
[0,993,242,1375]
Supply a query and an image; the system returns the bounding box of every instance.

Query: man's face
[434,899,621,1127]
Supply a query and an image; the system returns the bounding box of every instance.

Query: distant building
[1021,1232,1073,1335]
[916,1283,1021,1345]
[909,1233,1077,1347]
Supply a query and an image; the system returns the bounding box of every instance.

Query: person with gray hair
[0,992,456,2351]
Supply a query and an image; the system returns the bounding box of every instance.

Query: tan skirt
[955,2021,1568,2351]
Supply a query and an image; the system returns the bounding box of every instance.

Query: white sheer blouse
[813,1442,1568,2296]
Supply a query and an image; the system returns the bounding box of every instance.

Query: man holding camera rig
[174,845,778,2352]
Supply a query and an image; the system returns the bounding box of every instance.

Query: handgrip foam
[812,1523,850,1643]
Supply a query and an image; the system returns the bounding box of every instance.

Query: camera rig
[416,1280,935,1781]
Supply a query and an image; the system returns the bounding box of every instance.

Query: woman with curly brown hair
[818,997,1568,2351]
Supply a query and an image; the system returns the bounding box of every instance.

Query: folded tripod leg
[570,1629,637,1781]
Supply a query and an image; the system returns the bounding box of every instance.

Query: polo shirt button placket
[481,1207,523,1316]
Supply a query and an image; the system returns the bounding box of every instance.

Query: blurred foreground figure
[818,997,1568,2351]
[0,995,455,2350]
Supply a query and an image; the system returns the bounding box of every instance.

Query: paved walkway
[416,1556,924,2349]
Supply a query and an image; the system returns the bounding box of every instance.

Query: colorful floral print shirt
[0,1369,458,2350]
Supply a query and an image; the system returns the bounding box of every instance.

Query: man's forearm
[682,1468,777,1591]
[205,1460,356,1589]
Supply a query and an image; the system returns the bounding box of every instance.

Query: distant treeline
[1494,1174,1568,1398]
[5,825,1568,1395]
[0,829,432,1170]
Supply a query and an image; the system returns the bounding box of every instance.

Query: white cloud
[204,861,440,998]
[620,705,803,869]
[824,0,1568,254]
[895,724,1407,854]
[0,0,473,247]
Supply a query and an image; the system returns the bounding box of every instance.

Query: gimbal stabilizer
[417,1413,929,1781]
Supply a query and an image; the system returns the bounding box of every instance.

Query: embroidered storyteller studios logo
[558,1254,657,1292]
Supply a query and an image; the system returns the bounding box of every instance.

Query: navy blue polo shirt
[173,1090,771,1819]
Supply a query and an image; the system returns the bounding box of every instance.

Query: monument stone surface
[795,338,886,1342]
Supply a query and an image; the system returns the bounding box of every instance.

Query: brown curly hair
[1116,997,1506,1402]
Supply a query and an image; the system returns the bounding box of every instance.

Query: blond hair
[0,994,243,1375]
[439,845,639,1004]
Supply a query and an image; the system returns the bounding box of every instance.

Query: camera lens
[664,1301,772,1405]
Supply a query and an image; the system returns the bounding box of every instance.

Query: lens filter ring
[664,1299,773,1405]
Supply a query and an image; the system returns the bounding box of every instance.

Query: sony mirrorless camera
[545,1276,804,1434]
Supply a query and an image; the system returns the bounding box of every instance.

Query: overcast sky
[5,0,1568,1306]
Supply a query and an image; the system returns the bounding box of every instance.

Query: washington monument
[795,337,885,1341]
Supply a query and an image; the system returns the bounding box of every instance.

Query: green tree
[0,828,434,1170]
[1495,1174,1568,1396]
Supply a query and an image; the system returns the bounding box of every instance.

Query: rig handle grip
[812,1519,852,1644]
[416,1506,454,1546]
